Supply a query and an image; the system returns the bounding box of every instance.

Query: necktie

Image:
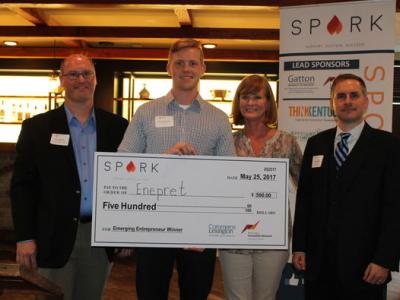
[334,132,351,170]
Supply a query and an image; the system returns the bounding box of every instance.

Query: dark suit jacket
[10,105,128,268]
[292,122,400,286]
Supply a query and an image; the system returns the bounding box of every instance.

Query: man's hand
[363,263,389,285]
[16,240,37,270]
[292,252,306,271]
[184,247,204,252]
[165,142,196,155]
[114,248,134,258]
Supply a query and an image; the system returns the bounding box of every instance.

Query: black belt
[80,216,92,223]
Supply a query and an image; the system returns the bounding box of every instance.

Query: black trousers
[306,275,385,300]
[135,247,216,300]
[305,243,385,300]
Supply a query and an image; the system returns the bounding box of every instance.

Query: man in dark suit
[10,54,128,299]
[292,73,400,300]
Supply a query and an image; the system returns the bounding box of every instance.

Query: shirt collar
[64,105,96,127]
[166,90,203,112]
[335,121,365,142]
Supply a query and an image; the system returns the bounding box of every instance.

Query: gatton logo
[327,15,343,35]
[126,161,136,173]
[241,221,260,233]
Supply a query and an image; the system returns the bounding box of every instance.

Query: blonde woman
[219,75,302,300]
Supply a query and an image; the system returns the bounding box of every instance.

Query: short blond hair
[168,39,204,64]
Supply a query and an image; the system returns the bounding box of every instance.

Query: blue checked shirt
[118,91,235,156]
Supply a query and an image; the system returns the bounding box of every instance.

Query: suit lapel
[49,106,78,175]
[337,123,373,188]
[319,128,336,170]
[321,129,337,195]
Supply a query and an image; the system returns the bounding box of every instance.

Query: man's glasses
[62,71,95,81]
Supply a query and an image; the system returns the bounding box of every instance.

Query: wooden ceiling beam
[0,47,278,62]
[1,0,398,11]
[0,1,279,11]
[5,7,47,25]
[62,39,88,48]
[0,26,280,40]
[1,0,398,7]
[174,8,192,27]
[0,1,280,6]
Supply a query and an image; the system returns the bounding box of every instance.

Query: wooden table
[0,263,63,298]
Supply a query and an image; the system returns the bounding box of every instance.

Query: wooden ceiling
[0,0,399,62]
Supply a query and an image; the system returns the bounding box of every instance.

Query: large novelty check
[91,152,289,249]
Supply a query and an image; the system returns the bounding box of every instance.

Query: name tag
[312,155,324,168]
[50,133,70,146]
[155,116,174,128]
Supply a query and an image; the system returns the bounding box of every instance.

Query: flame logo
[241,221,260,233]
[323,76,336,86]
[126,161,136,173]
[327,15,343,35]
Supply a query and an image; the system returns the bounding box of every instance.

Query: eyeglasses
[62,71,95,80]
[334,91,362,101]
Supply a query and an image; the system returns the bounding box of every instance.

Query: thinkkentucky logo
[241,221,260,233]
[327,15,343,35]
[126,161,136,173]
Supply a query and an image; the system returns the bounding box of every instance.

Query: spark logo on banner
[291,14,383,35]
[327,15,343,35]
[126,161,136,173]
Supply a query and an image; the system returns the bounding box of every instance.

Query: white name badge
[312,155,324,168]
[155,116,174,128]
[92,152,290,250]
[50,133,70,146]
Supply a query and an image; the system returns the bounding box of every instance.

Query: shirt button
[83,162,86,166]
[76,190,81,194]
[73,217,78,223]
[84,179,88,183]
